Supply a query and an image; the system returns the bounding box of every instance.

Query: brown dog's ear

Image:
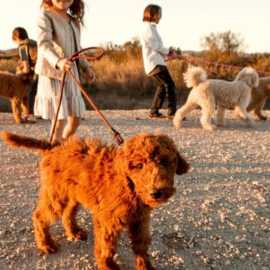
[176,152,190,175]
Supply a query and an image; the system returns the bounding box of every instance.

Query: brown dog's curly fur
[248,77,270,120]
[0,131,189,270]
[0,71,31,123]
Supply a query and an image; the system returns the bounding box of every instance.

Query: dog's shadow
[216,121,269,132]
[177,118,270,133]
[0,116,37,126]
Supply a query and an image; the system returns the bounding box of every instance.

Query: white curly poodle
[173,66,259,130]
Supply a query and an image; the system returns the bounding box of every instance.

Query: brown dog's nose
[151,188,174,200]
[151,190,164,199]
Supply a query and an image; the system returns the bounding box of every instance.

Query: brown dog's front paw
[136,257,155,270]
[66,229,88,241]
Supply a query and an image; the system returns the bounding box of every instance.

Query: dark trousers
[150,66,177,115]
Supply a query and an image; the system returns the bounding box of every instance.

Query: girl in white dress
[34,0,86,144]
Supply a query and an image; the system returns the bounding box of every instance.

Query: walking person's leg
[62,116,80,140]
[149,76,166,117]
[155,68,177,117]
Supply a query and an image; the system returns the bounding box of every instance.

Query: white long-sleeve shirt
[140,22,170,75]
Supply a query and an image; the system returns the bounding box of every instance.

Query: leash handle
[49,47,124,146]
[70,47,105,62]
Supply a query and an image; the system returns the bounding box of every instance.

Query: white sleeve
[36,12,61,68]
[143,26,169,56]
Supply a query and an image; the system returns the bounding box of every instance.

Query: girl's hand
[165,49,178,61]
[56,58,73,72]
[168,48,178,58]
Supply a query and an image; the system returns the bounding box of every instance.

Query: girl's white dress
[34,19,86,120]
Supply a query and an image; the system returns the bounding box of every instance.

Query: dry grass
[1,44,270,110]
[0,58,17,73]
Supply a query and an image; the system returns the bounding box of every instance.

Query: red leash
[49,47,124,146]
[68,70,124,145]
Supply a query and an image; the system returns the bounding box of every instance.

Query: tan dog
[173,66,259,130]
[248,77,270,120]
[0,71,31,123]
[0,132,189,270]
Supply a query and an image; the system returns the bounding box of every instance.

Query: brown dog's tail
[0,131,52,152]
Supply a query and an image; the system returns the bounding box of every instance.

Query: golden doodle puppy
[0,71,31,123]
[0,132,189,270]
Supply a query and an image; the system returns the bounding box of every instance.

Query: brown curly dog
[248,77,270,120]
[0,132,189,270]
[0,71,31,123]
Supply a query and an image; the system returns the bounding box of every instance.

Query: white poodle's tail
[234,67,259,88]
[183,65,208,88]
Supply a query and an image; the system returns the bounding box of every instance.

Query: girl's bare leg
[62,116,80,140]
[50,119,65,144]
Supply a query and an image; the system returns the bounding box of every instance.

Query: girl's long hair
[41,0,85,24]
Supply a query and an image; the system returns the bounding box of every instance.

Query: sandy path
[0,110,269,270]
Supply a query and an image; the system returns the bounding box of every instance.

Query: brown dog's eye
[129,162,143,170]
[136,163,143,169]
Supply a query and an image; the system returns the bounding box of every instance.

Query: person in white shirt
[140,4,178,118]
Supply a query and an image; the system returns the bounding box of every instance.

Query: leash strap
[49,72,67,145]
[68,70,124,145]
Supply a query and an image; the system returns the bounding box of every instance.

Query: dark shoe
[149,112,166,119]
[167,111,175,119]
[168,108,176,116]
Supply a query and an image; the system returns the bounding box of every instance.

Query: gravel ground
[0,109,269,270]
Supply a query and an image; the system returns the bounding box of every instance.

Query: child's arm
[36,12,63,69]
[17,45,31,73]
[18,45,29,62]
[143,25,169,56]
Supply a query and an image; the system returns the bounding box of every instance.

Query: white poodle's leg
[173,101,197,128]
[200,109,216,131]
[216,106,225,126]
[235,90,254,127]
[198,93,216,131]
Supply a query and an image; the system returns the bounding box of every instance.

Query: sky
[1,0,270,53]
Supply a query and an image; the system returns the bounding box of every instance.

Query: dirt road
[0,110,269,270]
